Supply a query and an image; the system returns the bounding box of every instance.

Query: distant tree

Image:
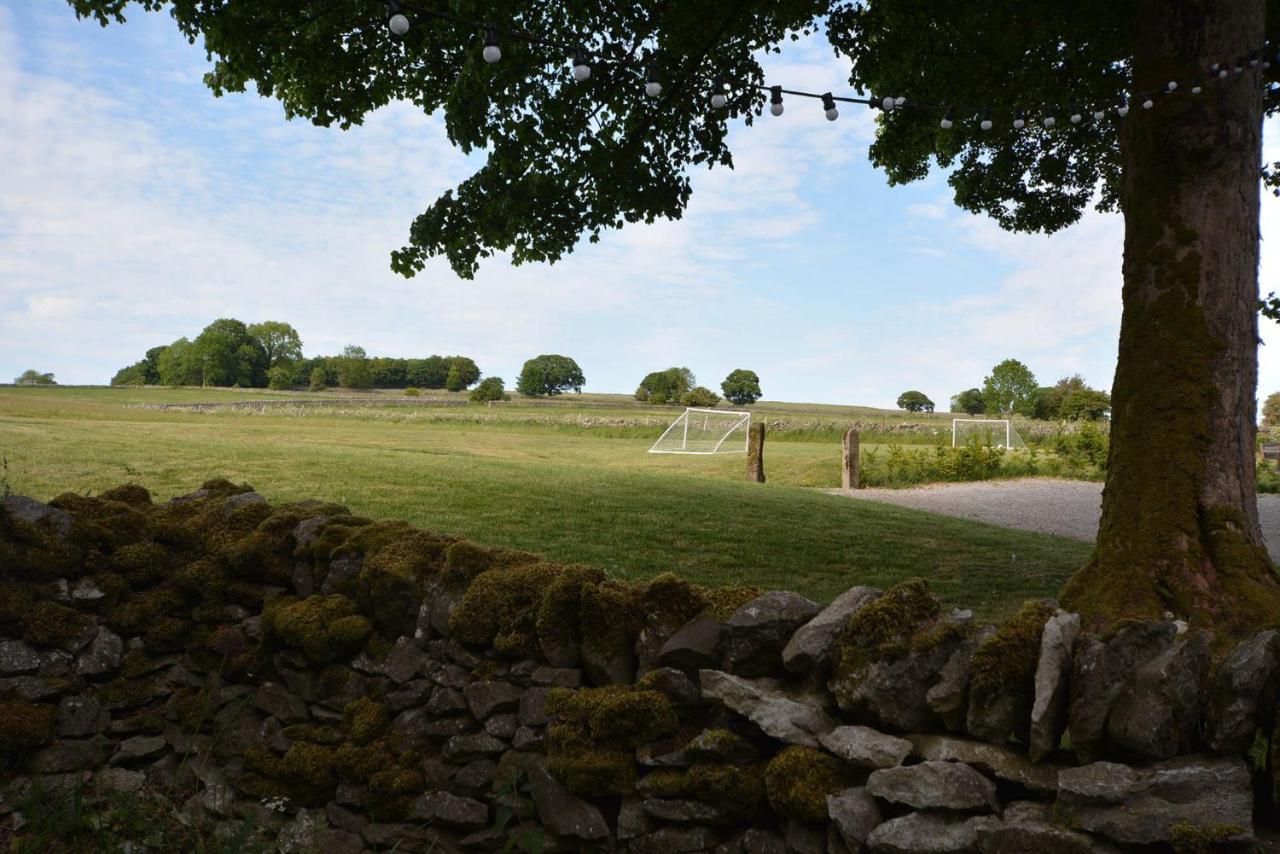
[448,357,481,389]
[110,364,149,386]
[982,359,1038,415]
[1059,388,1112,421]
[721,369,762,406]
[1264,392,1280,429]
[247,321,303,369]
[267,362,297,390]
[681,386,721,408]
[951,388,986,415]
[193,318,267,387]
[517,355,584,397]
[157,338,202,386]
[637,367,694,402]
[470,377,508,403]
[633,386,650,402]
[337,345,373,389]
[445,363,465,392]
[308,365,328,392]
[13,370,56,386]
[896,390,934,413]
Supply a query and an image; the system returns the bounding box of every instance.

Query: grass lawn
[0,386,1091,618]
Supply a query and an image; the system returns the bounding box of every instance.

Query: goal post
[951,418,1027,450]
[649,408,751,454]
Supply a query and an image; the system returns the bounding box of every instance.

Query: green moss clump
[356,531,449,636]
[638,763,765,819]
[764,746,850,824]
[546,685,679,750]
[578,580,641,664]
[335,742,396,784]
[142,616,192,654]
[263,594,372,663]
[343,697,389,746]
[547,749,636,797]
[109,541,172,587]
[439,540,495,591]
[969,600,1055,697]
[699,585,764,622]
[280,724,344,745]
[635,573,707,634]
[109,584,186,634]
[198,478,255,498]
[1169,822,1247,854]
[0,702,56,752]
[280,742,338,796]
[534,565,606,657]
[99,484,152,506]
[450,563,567,656]
[49,493,151,552]
[833,578,941,679]
[0,585,34,636]
[22,601,90,647]
[367,765,424,821]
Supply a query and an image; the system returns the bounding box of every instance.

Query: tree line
[110,319,482,391]
[946,359,1111,421]
[633,367,762,407]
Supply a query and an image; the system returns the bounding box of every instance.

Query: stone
[531,666,582,688]
[905,734,1060,794]
[484,713,518,740]
[866,761,998,812]
[512,726,543,751]
[71,578,106,602]
[3,495,72,537]
[96,766,145,793]
[58,696,107,738]
[424,686,469,715]
[783,819,825,854]
[442,733,506,762]
[361,823,446,851]
[1067,621,1176,762]
[618,797,651,840]
[73,628,123,677]
[976,801,1118,854]
[524,754,609,841]
[29,737,109,773]
[326,803,367,835]
[383,637,428,684]
[818,726,912,769]
[659,616,723,671]
[0,676,61,701]
[223,491,267,512]
[518,686,551,726]
[685,728,759,764]
[0,641,42,675]
[292,515,328,551]
[321,554,362,596]
[1205,628,1280,753]
[113,733,167,763]
[631,826,723,853]
[642,798,736,824]
[639,666,703,710]
[253,682,309,723]
[582,641,634,686]
[782,586,881,675]
[455,759,497,790]
[719,591,820,677]
[1106,629,1210,760]
[1057,756,1253,845]
[386,680,433,713]
[409,791,488,828]
[827,787,882,851]
[699,670,835,747]
[867,812,999,854]
[830,635,963,732]
[741,828,787,854]
[1028,611,1080,762]
[463,680,524,719]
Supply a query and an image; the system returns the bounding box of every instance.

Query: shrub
[764,747,850,823]
[308,366,328,392]
[402,387,421,397]
[267,363,296,390]
[681,386,721,407]
[470,376,507,403]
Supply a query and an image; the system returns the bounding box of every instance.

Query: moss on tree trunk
[1060,0,1280,635]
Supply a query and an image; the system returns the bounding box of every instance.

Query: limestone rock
[58,696,106,738]
[1204,628,1280,753]
[252,682,309,723]
[782,586,881,676]
[639,666,703,711]
[71,578,105,603]
[582,641,634,686]
[97,766,146,794]
[866,760,998,812]
[685,728,759,764]
[442,733,506,762]
[1057,756,1253,845]
[827,787,882,851]
[977,801,1118,854]
[818,725,911,769]
[1106,629,1210,760]
[382,637,428,684]
[699,669,835,747]
[524,754,610,841]
[223,491,266,513]
[741,828,787,854]
[783,819,825,854]
[409,791,488,828]
[659,616,723,671]
[719,591,820,677]
[320,554,362,596]
[0,641,43,675]
[29,737,109,773]
[1028,611,1080,762]
[484,713,517,740]
[1067,621,1176,763]
[867,812,999,854]
[518,686,551,726]
[631,826,723,853]
[642,798,737,824]
[463,680,523,719]
[618,797,651,840]
[74,628,123,677]
[3,495,72,537]
[926,629,987,732]
[830,633,964,732]
[531,666,582,688]
[113,733,167,763]
[906,734,1060,794]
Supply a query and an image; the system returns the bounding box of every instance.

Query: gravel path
[828,478,1280,562]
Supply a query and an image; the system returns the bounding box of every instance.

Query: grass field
[0,386,1093,618]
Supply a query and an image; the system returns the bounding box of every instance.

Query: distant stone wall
[0,483,1276,853]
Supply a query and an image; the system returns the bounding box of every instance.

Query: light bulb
[482,26,501,63]
[770,86,783,116]
[822,93,838,121]
[1142,98,1154,109]
[1165,81,1178,92]
[940,107,955,129]
[389,13,409,35]
[1013,109,1025,130]
[646,81,663,98]
[882,96,895,111]
[572,49,591,81]
[1070,112,1083,124]
[980,114,993,131]
[1191,85,1203,94]
[771,101,784,116]
[894,96,907,108]
[1093,109,1106,120]
[825,107,839,121]
[711,93,727,109]
[1118,104,1130,116]
[1043,116,1056,128]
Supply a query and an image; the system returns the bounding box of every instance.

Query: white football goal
[951,418,1028,450]
[649,408,751,454]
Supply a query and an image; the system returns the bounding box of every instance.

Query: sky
[3,3,1280,409]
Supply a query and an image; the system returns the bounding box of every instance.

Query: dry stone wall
[0,482,1277,853]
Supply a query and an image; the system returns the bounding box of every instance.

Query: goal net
[951,418,1028,450]
[649,408,751,454]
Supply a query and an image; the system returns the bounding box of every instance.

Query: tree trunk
[1061,0,1280,634]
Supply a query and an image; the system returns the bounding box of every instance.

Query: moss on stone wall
[764,746,850,824]
[23,600,90,647]
[969,600,1054,698]
[0,702,56,753]
[263,594,372,663]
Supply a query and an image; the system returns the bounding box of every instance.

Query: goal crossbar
[649,408,751,455]
[951,418,1022,449]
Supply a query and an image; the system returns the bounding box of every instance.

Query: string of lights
[386,1,1277,129]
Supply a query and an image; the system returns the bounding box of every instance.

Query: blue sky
[3,2,1280,408]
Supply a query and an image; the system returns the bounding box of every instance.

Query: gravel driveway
[828,478,1280,562]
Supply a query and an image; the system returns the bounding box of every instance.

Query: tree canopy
[982,359,1038,416]
[517,355,585,397]
[721,369,762,405]
[896,390,934,413]
[950,388,986,415]
[636,367,696,404]
[13,370,56,386]
[248,321,303,369]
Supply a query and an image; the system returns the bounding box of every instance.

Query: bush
[308,366,328,392]
[721,369,762,405]
[681,386,721,407]
[403,387,421,397]
[267,363,296,390]
[470,377,507,403]
[445,364,465,392]
[633,386,649,402]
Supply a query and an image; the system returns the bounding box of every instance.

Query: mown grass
[0,387,1091,618]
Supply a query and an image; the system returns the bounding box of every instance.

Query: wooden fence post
[842,427,860,490]
[747,422,766,483]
